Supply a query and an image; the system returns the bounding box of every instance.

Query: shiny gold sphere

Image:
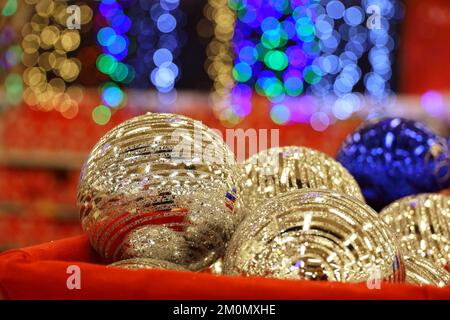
[224,189,405,283]
[404,255,450,287]
[239,146,364,220]
[109,258,187,271]
[78,113,239,271]
[380,194,450,267]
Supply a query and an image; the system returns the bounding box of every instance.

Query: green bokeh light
[96,54,118,75]
[303,65,323,85]
[5,73,23,105]
[92,105,112,125]
[264,50,288,71]
[2,0,17,17]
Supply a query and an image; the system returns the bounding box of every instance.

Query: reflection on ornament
[337,118,450,210]
[109,258,186,271]
[78,113,239,271]
[380,193,450,267]
[239,146,363,220]
[404,255,450,288]
[224,189,405,283]
[209,258,223,275]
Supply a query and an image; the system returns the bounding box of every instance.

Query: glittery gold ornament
[239,146,363,220]
[223,189,405,282]
[78,113,239,271]
[404,255,450,287]
[109,258,187,270]
[380,194,450,267]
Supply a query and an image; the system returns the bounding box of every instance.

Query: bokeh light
[270,104,291,125]
[223,0,401,129]
[19,0,92,116]
[421,90,447,118]
[204,0,237,126]
[92,105,112,125]
[126,0,185,107]
[96,0,130,123]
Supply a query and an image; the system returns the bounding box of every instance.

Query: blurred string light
[364,0,401,117]
[222,0,402,130]
[126,0,185,108]
[204,0,237,126]
[0,0,23,110]
[20,0,93,119]
[95,0,132,124]
[95,0,185,121]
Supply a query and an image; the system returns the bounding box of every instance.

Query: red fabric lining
[0,235,449,300]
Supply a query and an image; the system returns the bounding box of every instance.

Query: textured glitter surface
[404,256,450,287]
[109,258,187,270]
[239,146,363,220]
[209,258,223,275]
[337,118,450,211]
[78,113,239,270]
[224,189,405,282]
[380,194,450,267]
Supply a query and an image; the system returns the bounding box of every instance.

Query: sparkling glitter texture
[239,146,363,220]
[403,256,450,288]
[109,258,186,270]
[380,194,450,268]
[78,113,239,271]
[209,258,223,274]
[224,189,405,282]
[337,117,450,211]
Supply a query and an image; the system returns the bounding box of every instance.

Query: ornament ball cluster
[78,114,450,286]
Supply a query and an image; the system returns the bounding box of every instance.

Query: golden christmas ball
[78,113,239,271]
[239,146,363,220]
[224,189,405,282]
[380,193,450,267]
[404,255,450,287]
[109,258,187,270]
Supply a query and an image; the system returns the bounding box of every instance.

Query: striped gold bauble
[78,113,239,271]
[224,189,405,283]
[380,194,450,268]
[239,146,363,220]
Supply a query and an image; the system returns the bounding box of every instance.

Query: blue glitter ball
[336,118,450,211]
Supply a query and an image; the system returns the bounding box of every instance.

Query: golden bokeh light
[60,30,80,52]
[30,14,49,32]
[59,58,81,82]
[66,85,85,103]
[35,0,55,18]
[22,34,41,54]
[22,52,39,67]
[20,0,93,116]
[49,78,66,94]
[37,52,53,71]
[48,50,67,69]
[40,26,60,46]
[79,5,93,25]
[204,0,237,127]
[23,67,46,86]
[60,98,79,119]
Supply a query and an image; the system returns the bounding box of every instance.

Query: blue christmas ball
[336,117,450,211]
